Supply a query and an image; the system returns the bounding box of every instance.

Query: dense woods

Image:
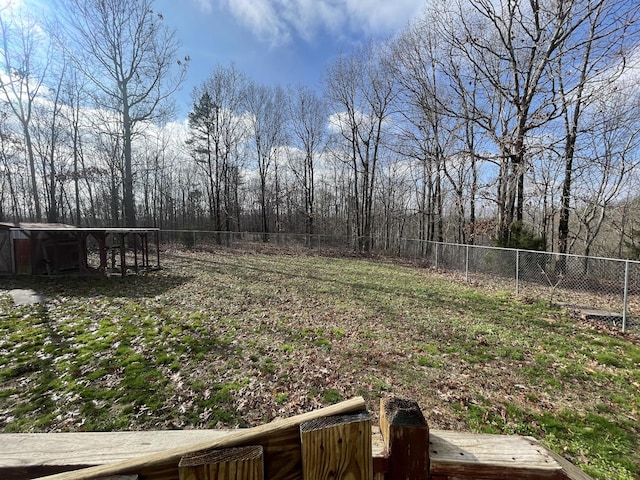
[2,0,640,258]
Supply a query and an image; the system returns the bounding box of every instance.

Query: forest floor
[0,246,639,479]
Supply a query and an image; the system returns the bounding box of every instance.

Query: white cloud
[221,0,291,46]
[341,0,424,34]
[218,0,424,46]
[193,0,214,14]
[0,0,52,18]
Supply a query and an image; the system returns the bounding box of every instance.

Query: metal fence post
[516,249,520,295]
[623,260,629,333]
[465,244,469,282]
[435,243,439,269]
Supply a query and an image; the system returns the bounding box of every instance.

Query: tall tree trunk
[122,101,136,227]
[23,126,42,221]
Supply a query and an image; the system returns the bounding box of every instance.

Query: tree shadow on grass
[181,252,509,313]
[0,271,192,300]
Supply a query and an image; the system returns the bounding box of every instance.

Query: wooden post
[143,233,149,271]
[77,232,87,274]
[97,233,107,274]
[133,233,139,272]
[119,233,126,277]
[379,397,429,480]
[178,445,263,480]
[300,412,372,480]
[156,230,160,269]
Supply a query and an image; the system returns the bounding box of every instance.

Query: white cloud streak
[193,0,214,14]
[218,0,424,46]
[222,0,291,45]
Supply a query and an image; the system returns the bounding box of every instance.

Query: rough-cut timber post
[98,233,107,273]
[300,412,372,480]
[379,397,429,480]
[178,445,263,480]
[119,233,126,277]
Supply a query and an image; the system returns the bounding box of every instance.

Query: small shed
[0,223,160,276]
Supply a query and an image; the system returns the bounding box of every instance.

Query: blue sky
[1,0,424,118]
[156,0,425,118]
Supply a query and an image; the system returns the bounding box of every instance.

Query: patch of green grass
[494,346,525,361]
[539,411,638,479]
[314,338,331,348]
[595,352,625,368]
[422,343,439,355]
[259,358,276,375]
[331,327,346,339]
[417,356,442,368]
[322,389,343,404]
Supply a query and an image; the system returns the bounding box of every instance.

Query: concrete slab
[558,302,636,328]
[9,289,47,305]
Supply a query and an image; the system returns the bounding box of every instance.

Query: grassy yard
[1,247,639,479]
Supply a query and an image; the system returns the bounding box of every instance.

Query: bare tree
[188,65,247,233]
[31,56,68,223]
[92,120,124,225]
[60,65,96,225]
[0,107,23,220]
[437,0,603,242]
[287,85,326,238]
[54,0,187,227]
[572,86,640,261]
[555,0,640,265]
[391,19,465,244]
[0,7,51,221]
[377,159,413,251]
[525,148,563,248]
[447,63,485,245]
[244,82,286,240]
[188,90,221,229]
[325,41,397,251]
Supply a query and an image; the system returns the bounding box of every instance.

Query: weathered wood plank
[0,430,235,480]
[371,426,387,480]
[300,412,372,480]
[525,437,595,480]
[178,445,263,480]
[429,430,567,480]
[32,396,366,480]
[2,430,235,467]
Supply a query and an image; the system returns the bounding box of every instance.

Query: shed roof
[0,222,77,230]
[0,223,159,233]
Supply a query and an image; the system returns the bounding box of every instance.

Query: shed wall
[0,230,13,274]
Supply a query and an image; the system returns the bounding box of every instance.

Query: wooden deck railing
[0,396,593,480]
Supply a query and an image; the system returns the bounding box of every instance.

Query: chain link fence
[413,242,638,333]
[160,230,639,333]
